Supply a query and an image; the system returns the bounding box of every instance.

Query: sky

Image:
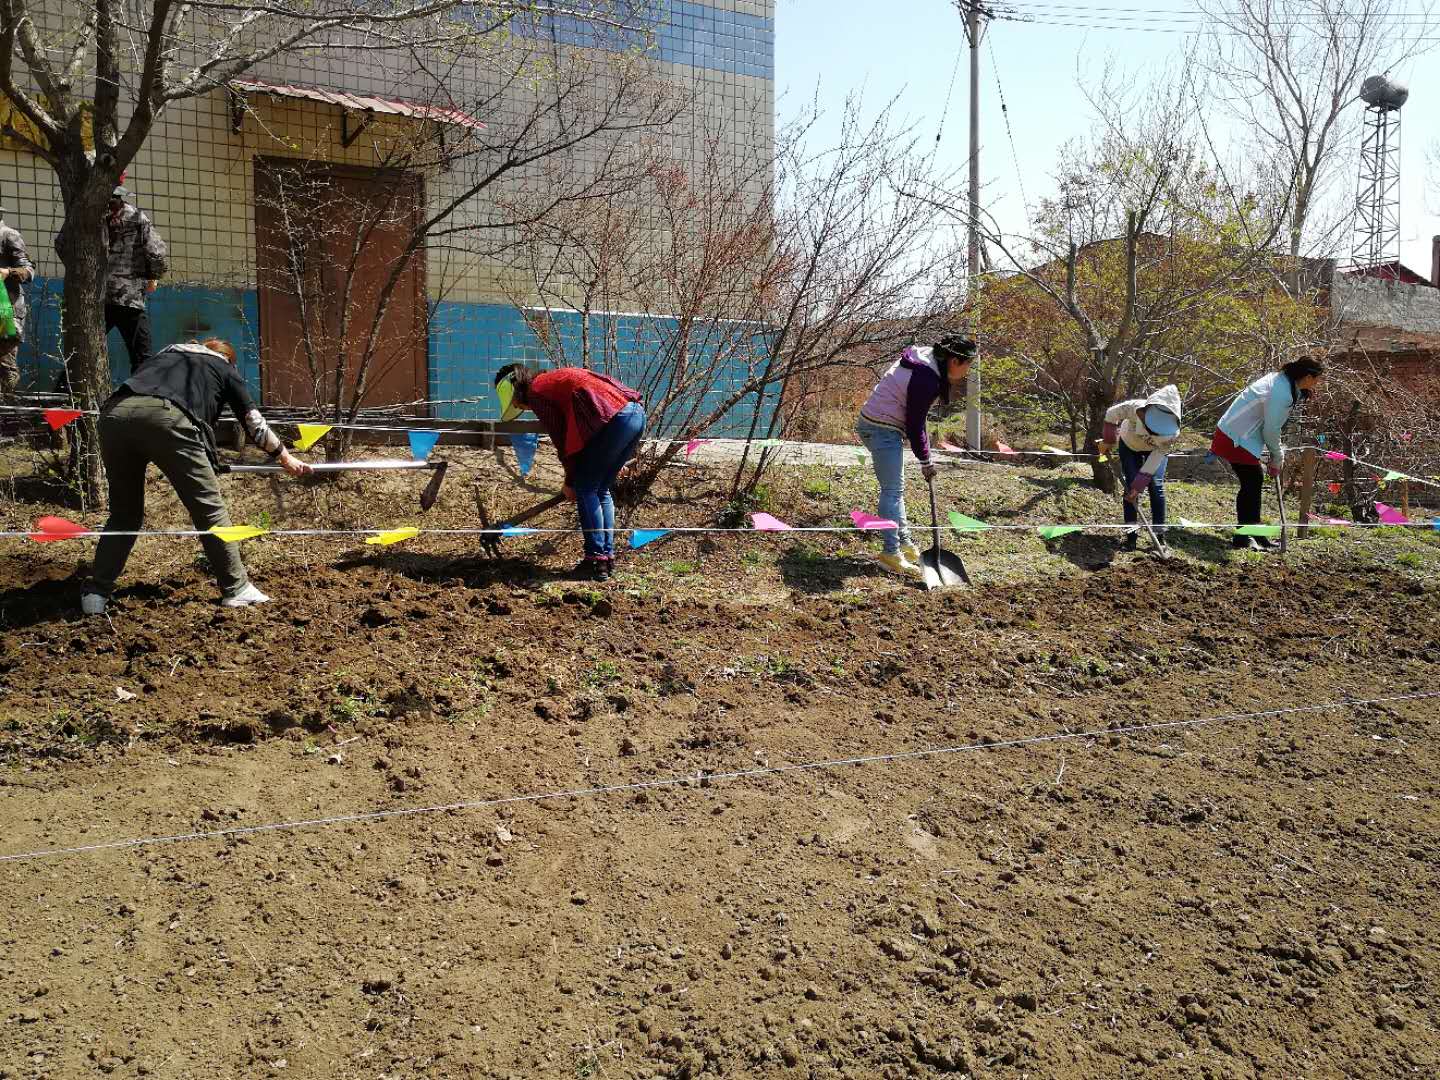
[774,0,1440,277]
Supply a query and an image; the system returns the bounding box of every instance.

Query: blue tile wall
[16,279,262,398]
[18,281,774,437]
[502,1,775,80]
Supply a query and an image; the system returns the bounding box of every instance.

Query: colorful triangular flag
[293,424,332,452]
[1382,470,1411,482]
[630,529,670,549]
[947,511,990,533]
[42,408,82,431]
[1036,525,1081,540]
[995,443,1017,456]
[366,527,420,546]
[500,525,539,538]
[210,525,267,543]
[1375,503,1410,525]
[512,433,538,477]
[850,510,897,530]
[751,512,792,531]
[408,430,441,460]
[1042,446,1072,457]
[1324,451,1347,462]
[1235,525,1282,538]
[684,438,710,457]
[27,515,90,542]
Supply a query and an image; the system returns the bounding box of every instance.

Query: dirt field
[1,448,1437,1079]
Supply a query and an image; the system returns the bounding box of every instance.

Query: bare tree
[504,98,966,503]
[0,0,664,497]
[914,67,1319,491]
[1198,0,1436,279]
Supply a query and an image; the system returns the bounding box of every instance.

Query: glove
[1127,473,1152,502]
[921,461,937,481]
[1267,464,1281,479]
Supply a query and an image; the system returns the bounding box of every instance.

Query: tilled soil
[1,544,1437,1078]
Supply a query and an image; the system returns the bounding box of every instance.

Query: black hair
[1281,358,1324,383]
[934,334,977,363]
[494,363,532,392]
[1281,358,1324,401]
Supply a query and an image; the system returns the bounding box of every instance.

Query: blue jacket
[1216,371,1297,465]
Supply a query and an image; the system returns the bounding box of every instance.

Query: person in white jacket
[1097,385,1181,551]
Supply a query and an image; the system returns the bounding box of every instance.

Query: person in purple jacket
[856,335,976,576]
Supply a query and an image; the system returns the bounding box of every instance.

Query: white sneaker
[878,553,924,578]
[80,593,107,616]
[221,583,271,608]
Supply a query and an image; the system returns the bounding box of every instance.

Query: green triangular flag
[1235,525,1282,538]
[1037,525,1081,540]
[948,511,990,533]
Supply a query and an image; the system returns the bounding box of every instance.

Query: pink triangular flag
[1375,503,1410,525]
[42,408,83,431]
[28,515,91,542]
[1324,451,1347,461]
[850,510,897,530]
[940,437,964,452]
[996,442,1017,456]
[750,512,792,531]
[684,438,710,457]
[1317,516,1352,527]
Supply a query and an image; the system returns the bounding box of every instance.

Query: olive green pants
[0,337,18,403]
[91,395,249,599]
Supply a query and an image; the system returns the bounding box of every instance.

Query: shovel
[1273,472,1289,554]
[1100,444,1168,559]
[475,491,568,558]
[224,458,449,511]
[920,475,970,589]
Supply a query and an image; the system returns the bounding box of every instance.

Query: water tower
[1351,74,1408,270]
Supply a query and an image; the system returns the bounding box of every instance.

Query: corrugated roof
[231,78,484,132]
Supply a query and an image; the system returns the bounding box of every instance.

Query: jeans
[1230,461,1264,527]
[856,417,912,555]
[1118,441,1167,526]
[570,402,645,559]
[91,395,249,598]
[106,303,152,374]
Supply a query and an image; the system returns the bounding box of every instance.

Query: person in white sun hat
[1098,384,1182,551]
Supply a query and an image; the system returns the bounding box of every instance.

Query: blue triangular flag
[512,433,538,476]
[500,525,539,538]
[408,430,440,460]
[630,529,670,549]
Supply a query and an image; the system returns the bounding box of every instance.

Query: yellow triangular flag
[294,424,332,452]
[365,527,420,546]
[210,525,268,543]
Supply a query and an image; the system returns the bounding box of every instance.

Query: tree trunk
[1085,374,1114,494]
[54,184,113,508]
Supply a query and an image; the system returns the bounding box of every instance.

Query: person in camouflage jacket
[0,201,35,405]
[55,185,168,375]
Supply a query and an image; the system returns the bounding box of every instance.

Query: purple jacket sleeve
[904,365,941,462]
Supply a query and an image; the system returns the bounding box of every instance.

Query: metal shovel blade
[921,545,969,590]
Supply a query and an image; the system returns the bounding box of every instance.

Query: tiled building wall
[1,1,776,432]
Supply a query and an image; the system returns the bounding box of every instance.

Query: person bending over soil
[1098,385,1182,552]
[855,335,975,578]
[1211,358,1324,551]
[494,363,646,582]
[81,339,311,616]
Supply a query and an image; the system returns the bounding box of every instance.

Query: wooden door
[254,159,427,411]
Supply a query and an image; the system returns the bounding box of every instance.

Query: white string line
[4,517,1436,541]
[3,690,1434,865]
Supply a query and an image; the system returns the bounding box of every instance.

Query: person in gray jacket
[0,200,35,405]
[81,339,311,616]
[55,186,167,374]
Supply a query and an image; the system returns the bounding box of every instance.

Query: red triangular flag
[28,515,91,542]
[1327,482,1342,494]
[42,408,83,431]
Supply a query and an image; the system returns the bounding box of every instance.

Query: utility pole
[963,0,986,449]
